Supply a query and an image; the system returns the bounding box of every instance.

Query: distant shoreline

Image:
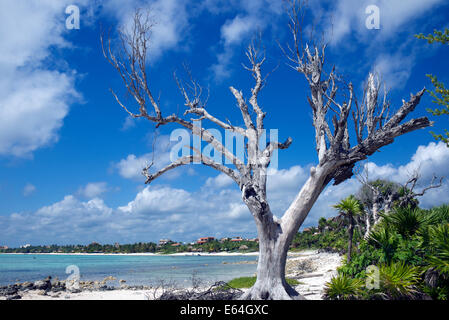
[0,251,259,257]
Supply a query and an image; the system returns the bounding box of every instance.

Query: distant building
[0,245,8,249]
[89,242,100,246]
[230,237,243,242]
[219,237,230,243]
[171,243,181,247]
[20,244,31,248]
[248,238,259,242]
[197,237,215,244]
[114,242,120,249]
[159,239,172,246]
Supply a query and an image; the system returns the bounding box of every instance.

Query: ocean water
[0,254,258,287]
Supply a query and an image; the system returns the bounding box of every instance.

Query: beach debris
[158,281,243,300]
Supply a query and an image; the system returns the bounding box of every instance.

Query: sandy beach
[0,250,342,300]
[285,250,343,300]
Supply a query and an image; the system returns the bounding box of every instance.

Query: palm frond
[378,262,422,299]
[323,274,364,300]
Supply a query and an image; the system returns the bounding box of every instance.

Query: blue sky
[1,0,449,247]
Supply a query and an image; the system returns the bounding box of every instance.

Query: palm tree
[318,217,327,233]
[333,195,363,263]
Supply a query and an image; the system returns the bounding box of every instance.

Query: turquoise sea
[0,254,258,287]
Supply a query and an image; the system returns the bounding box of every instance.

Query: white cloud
[372,51,415,90]
[115,153,155,180]
[114,135,174,180]
[104,0,190,61]
[307,0,445,90]
[23,183,36,197]
[0,0,82,157]
[118,186,195,215]
[318,0,446,43]
[210,0,284,80]
[221,15,259,47]
[2,142,449,246]
[121,116,137,131]
[396,142,449,181]
[362,142,449,208]
[78,182,108,199]
[0,70,78,157]
[205,173,233,188]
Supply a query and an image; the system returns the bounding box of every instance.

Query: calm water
[0,254,258,287]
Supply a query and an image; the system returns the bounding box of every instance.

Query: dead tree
[356,166,443,238]
[102,4,431,300]
[394,171,443,209]
[356,167,401,238]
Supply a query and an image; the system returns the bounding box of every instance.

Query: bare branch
[143,152,241,187]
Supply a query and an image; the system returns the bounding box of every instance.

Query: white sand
[286,250,343,300]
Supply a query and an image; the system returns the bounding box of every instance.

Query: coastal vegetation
[0,239,259,255]
[292,182,449,300]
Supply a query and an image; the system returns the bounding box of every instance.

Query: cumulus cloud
[77,182,109,199]
[363,142,449,208]
[2,142,449,246]
[1,195,115,246]
[114,135,174,180]
[0,0,81,157]
[118,186,195,215]
[0,185,255,246]
[205,173,234,188]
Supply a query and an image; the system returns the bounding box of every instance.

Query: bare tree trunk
[240,220,303,300]
[240,164,332,300]
[364,211,371,239]
[372,193,380,224]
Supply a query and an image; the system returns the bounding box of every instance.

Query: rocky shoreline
[0,276,153,300]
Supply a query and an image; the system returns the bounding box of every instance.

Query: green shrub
[427,224,449,275]
[370,263,422,300]
[382,207,435,238]
[323,274,364,300]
